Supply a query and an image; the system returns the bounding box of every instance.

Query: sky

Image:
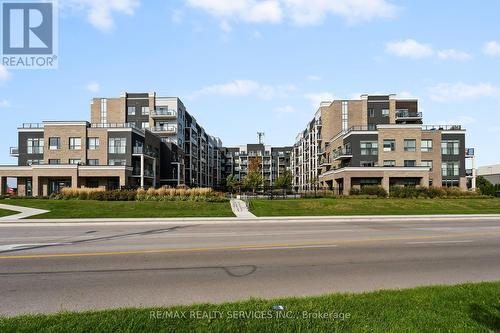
[1,0,499,166]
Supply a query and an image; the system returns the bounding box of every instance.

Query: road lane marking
[242,244,339,251]
[405,240,474,245]
[0,231,498,260]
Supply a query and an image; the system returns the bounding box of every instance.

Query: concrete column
[153,158,157,188]
[71,175,78,189]
[0,176,5,195]
[32,176,40,197]
[420,173,430,187]
[140,154,144,188]
[471,156,477,190]
[343,177,351,195]
[119,174,126,188]
[382,177,390,194]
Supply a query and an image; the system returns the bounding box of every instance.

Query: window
[368,108,375,118]
[87,159,99,166]
[100,99,107,123]
[421,160,433,171]
[404,160,416,167]
[384,160,396,167]
[421,139,433,152]
[127,106,136,115]
[26,159,43,165]
[69,137,82,150]
[27,138,44,154]
[360,141,378,156]
[441,140,460,155]
[109,159,127,166]
[442,162,459,177]
[383,139,395,152]
[360,161,376,167]
[48,159,60,165]
[88,137,100,150]
[404,139,416,152]
[342,101,349,131]
[382,109,390,117]
[69,159,81,165]
[142,122,150,129]
[108,138,127,154]
[141,106,150,115]
[49,137,60,150]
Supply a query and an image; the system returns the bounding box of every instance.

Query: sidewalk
[230,199,256,218]
[0,203,49,221]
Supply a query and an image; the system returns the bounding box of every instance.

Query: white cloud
[483,41,500,57]
[274,105,295,114]
[220,20,232,33]
[283,0,397,26]
[62,0,140,31]
[185,0,283,24]
[85,81,100,93]
[307,75,321,81]
[437,49,471,61]
[385,39,434,59]
[428,82,500,102]
[0,65,11,84]
[0,100,11,108]
[436,115,477,126]
[184,0,396,27]
[305,92,334,108]
[190,79,296,99]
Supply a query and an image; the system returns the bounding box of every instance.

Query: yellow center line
[1,231,499,260]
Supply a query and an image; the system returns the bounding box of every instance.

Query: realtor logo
[1,1,58,69]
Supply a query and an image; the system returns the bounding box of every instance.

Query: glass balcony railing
[10,147,19,156]
[151,109,177,117]
[395,110,422,118]
[332,147,353,160]
[151,125,177,133]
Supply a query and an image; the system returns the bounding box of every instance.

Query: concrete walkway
[230,199,256,218]
[0,203,49,221]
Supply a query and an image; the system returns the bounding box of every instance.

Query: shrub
[389,186,485,199]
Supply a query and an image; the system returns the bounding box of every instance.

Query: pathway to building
[0,203,49,221]
[230,198,256,218]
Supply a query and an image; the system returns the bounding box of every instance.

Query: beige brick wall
[43,124,88,164]
[348,100,366,128]
[378,127,422,167]
[86,128,108,165]
[421,131,442,186]
[106,97,126,124]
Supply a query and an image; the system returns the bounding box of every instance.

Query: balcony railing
[465,148,475,157]
[466,169,473,177]
[19,123,44,129]
[9,147,19,156]
[91,123,139,129]
[151,125,177,133]
[151,109,177,117]
[332,147,353,160]
[422,125,462,131]
[395,110,422,118]
[133,146,158,157]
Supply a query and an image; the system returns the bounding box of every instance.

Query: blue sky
[1,0,499,166]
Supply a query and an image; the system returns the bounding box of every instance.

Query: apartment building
[292,94,475,194]
[0,92,223,196]
[221,144,292,186]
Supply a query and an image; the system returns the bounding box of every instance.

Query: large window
[141,106,150,115]
[109,159,127,166]
[69,137,82,150]
[421,160,433,171]
[27,138,44,154]
[421,139,433,152]
[27,159,43,165]
[360,141,378,156]
[404,160,416,167]
[127,106,136,115]
[69,159,81,165]
[383,139,395,152]
[100,98,107,123]
[48,159,60,165]
[88,137,100,150]
[382,109,390,117]
[142,122,150,129]
[404,139,416,152]
[442,162,459,177]
[368,108,375,118]
[48,137,60,150]
[342,101,349,131]
[108,138,127,154]
[441,140,460,155]
[87,159,99,166]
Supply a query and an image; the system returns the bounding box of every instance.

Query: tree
[476,176,500,196]
[225,175,239,194]
[275,170,292,191]
[243,171,263,194]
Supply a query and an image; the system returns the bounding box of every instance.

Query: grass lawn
[1,282,499,332]
[249,198,500,216]
[0,208,18,218]
[0,199,234,219]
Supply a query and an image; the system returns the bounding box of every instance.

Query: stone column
[343,176,351,195]
[381,176,390,195]
[32,176,40,197]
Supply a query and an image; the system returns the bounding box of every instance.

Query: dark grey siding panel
[108,131,132,166]
[18,131,44,166]
[367,101,390,127]
[344,134,379,167]
[126,96,150,128]
[441,133,466,178]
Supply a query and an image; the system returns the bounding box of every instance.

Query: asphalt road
[0,217,499,316]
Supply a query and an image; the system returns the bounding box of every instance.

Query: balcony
[9,147,19,157]
[133,146,158,158]
[422,125,462,131]
[395,110,422,120]
[332,147,353,161]
[465,148,475,157]
[18,123,44,129]
[151,125,177,133]
[150,109,177,118]
[466,169,473,177]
